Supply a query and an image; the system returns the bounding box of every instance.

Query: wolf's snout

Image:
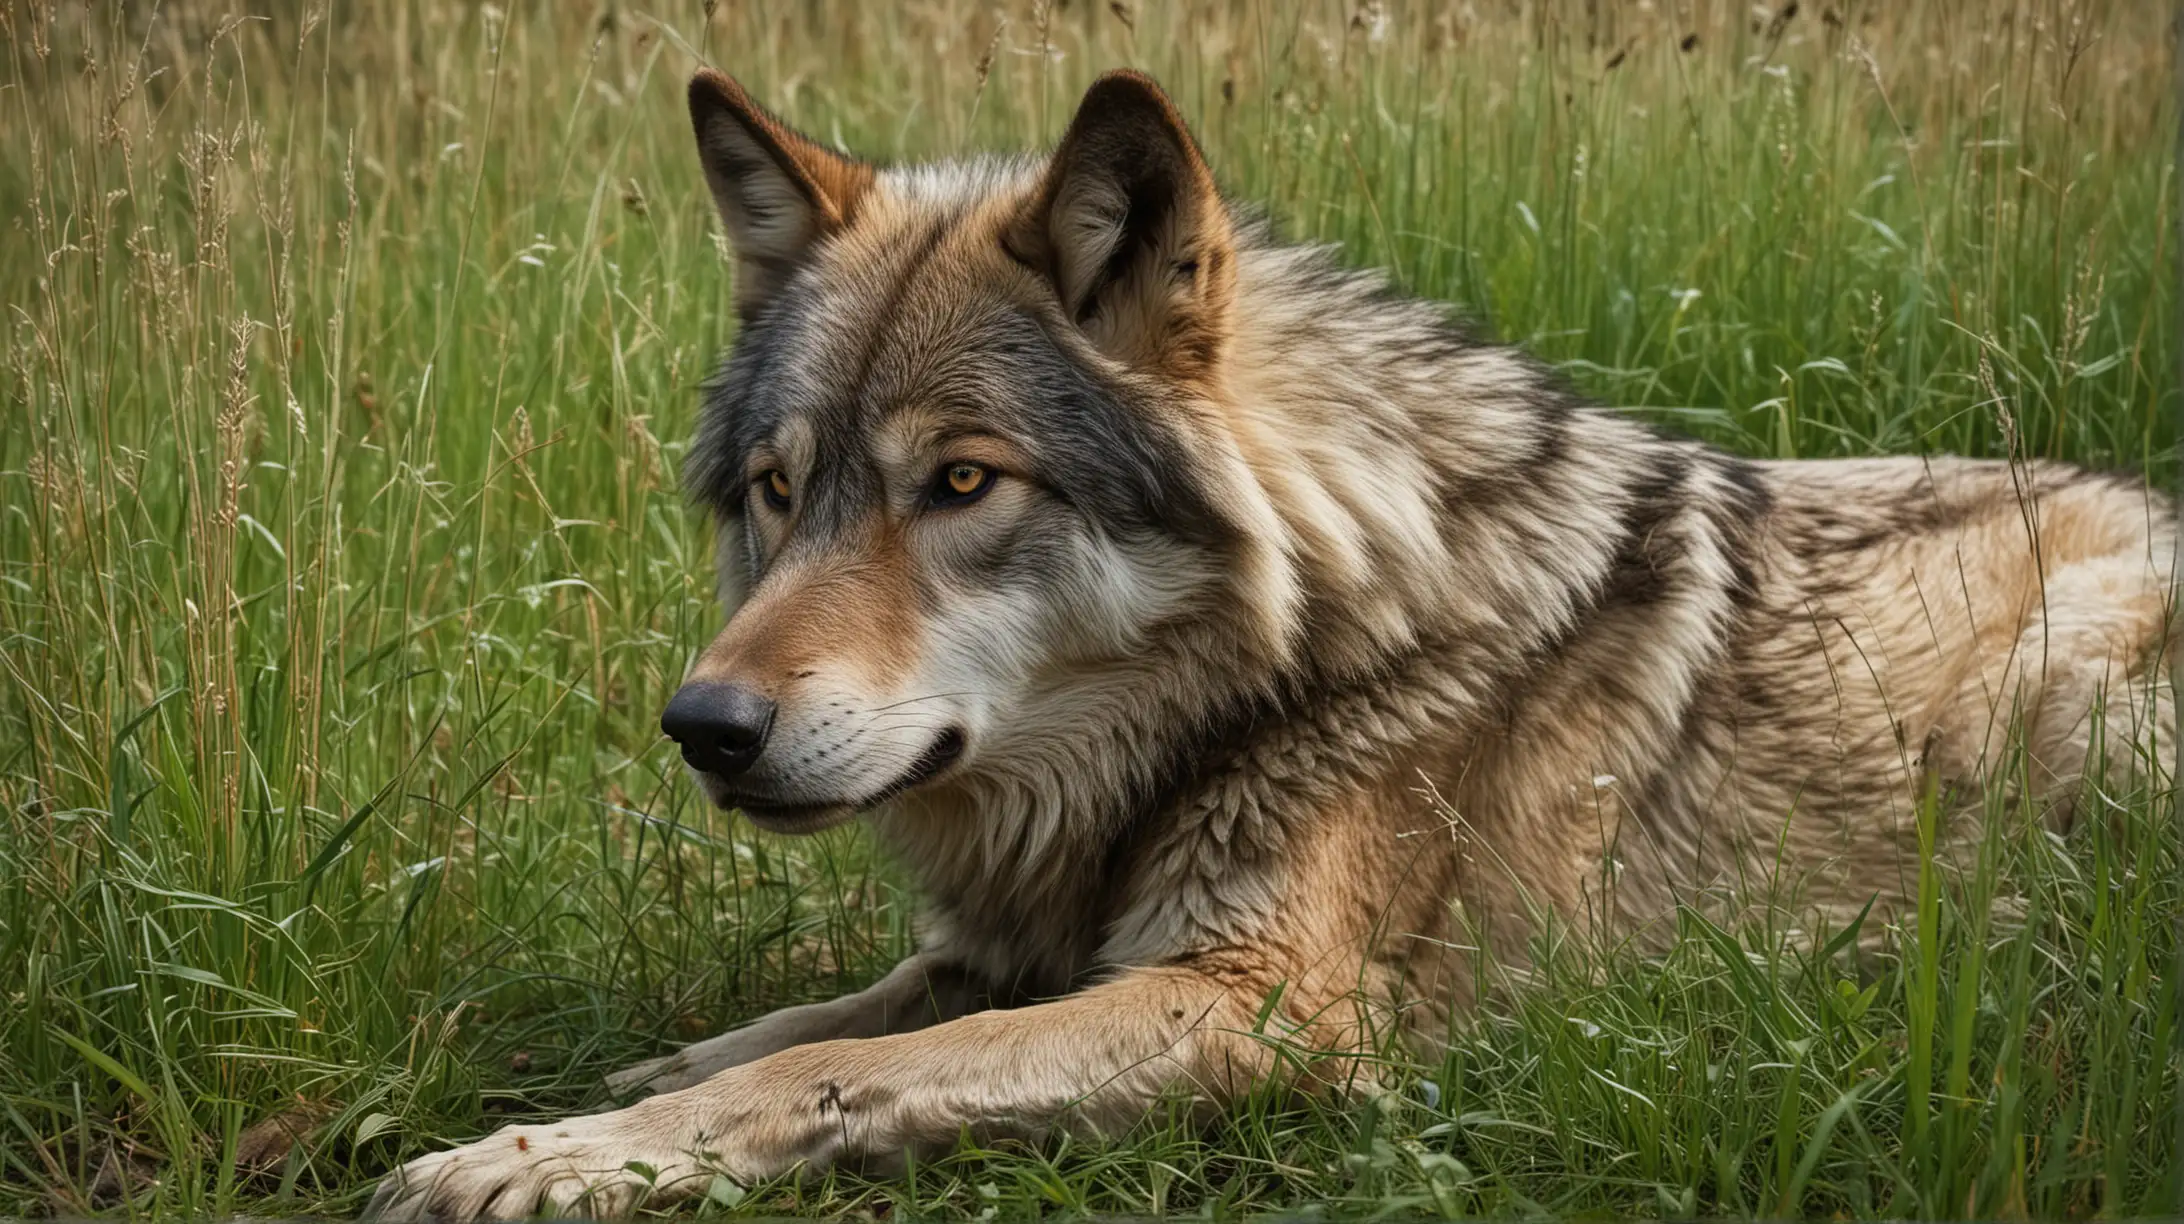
[661,682,775,777]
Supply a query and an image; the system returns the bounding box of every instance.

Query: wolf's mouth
[728,726,966,833]
[862,725,966,804]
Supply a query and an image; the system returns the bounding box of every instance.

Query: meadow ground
[1,0,2179,1217]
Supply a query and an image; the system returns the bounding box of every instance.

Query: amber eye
[760,470,792,511]
[930,462,995,507]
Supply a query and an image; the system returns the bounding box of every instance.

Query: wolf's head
[663,70,1307,835]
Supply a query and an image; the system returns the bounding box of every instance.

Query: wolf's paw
[365,1113,713,1222]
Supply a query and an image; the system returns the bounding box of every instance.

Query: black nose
[660,683,775,777]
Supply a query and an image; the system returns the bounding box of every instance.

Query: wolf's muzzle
[661,682,775,777]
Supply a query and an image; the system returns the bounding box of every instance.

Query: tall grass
[0,0,2174,1217]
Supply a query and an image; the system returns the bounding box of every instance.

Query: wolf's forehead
[758,315,1084,494]
[796,157,1034,313]
[761,198,1057,429]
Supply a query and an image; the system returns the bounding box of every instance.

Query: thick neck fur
[873,217,1722,989]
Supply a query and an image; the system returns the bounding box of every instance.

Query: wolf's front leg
[606,953,987,1097]
[367,962,1306,1221]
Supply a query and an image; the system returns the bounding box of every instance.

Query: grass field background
[2,0,2178,1217]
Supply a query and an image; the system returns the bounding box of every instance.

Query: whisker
[858,712,954,728]
[859,690,985,714]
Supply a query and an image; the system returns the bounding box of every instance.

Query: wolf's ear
[688,69,872,316]
[1009,71,1236,381]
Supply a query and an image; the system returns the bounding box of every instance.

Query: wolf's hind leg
[2008,554,2174,825]
[606,953,988,1097]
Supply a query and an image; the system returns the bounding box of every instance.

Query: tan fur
[369,72,2175,1221]
[692,521,924,693]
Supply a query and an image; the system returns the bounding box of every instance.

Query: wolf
[368,68,2174,1220]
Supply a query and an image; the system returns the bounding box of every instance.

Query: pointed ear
[688,69,873,317]
[1008,71,1236,381]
